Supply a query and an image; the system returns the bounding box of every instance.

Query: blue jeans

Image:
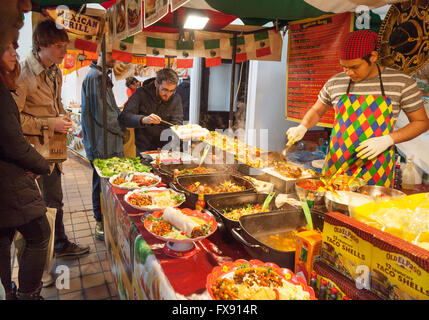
[0,215,50,294]
[91,162,102,222]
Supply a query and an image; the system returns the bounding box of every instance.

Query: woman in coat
[0,41,51,300]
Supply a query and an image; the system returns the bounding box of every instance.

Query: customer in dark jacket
[119,68,183,155]
[0,41,51,300]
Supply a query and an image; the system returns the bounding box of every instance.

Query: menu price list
[286,12,353,127]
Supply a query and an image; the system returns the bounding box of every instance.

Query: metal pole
[102,34,108,158]
[229,33,237,129]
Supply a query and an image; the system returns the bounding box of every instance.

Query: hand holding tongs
[281,138,296,161]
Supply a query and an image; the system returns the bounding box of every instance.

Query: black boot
[5,281,17,300]
[17,282,44,300]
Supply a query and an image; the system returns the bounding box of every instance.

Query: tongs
[198,145,211,168]
[142,113,175,127]
[298,195,313,231]
[261,192,276,212]
[281,138,295,161]
[161,119,174,126]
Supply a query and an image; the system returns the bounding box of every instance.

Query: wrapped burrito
[162,207,207,238]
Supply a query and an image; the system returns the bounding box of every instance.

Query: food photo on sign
[127,0,143,36]
[116,0,127,40]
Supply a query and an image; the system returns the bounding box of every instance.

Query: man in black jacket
[119,68,183,155]
[0,0,50,300]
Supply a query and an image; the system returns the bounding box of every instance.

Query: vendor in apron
[286,30,429,187]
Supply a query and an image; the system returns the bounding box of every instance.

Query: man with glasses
[119,68,183,155]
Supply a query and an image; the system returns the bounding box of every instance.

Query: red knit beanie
[340,30,379,60]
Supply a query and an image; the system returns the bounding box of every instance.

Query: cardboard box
[321,212,378,282]
[370,232,429,300]
[321,212,429,300]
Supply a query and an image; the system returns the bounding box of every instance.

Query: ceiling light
[184,12,209,30]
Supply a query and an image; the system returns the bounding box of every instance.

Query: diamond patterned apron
[323,66,395,187]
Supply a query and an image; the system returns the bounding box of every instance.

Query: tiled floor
[11,151,119,300]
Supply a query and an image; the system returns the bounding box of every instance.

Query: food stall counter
[100,178,252,300]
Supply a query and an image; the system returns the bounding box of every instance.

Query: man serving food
[286,30,429,187]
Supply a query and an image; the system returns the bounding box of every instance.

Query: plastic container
[402,156,422,189]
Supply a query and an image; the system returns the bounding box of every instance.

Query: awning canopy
[205,0,398,23]
[31,0,396,30]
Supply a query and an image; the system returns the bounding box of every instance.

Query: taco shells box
[321,212,378,282]
[321,212,429,300]
[370,232,429,300]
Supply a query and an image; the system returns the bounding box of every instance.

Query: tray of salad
[93,157,151,178]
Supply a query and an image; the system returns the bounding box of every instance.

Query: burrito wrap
[162,207,202,238]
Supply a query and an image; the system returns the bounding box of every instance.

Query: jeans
[90,162,102,222]
[37,164,68,251]
[0,215,50,294]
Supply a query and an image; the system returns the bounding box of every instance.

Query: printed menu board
[286,12,354,127]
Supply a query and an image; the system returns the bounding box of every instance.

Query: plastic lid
[311,271,317,278]
[320,279,327,286]
[330,288,338,295]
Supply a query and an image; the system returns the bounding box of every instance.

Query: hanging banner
[176,39,194,58]
[204,39,222,68]
[74,38,98,52]
[107,6,116,44]
[126,0,143,37]
[146,36,166,56]
[176,58,193,69]
[170,0,191,11]
[285,12,354,127]
[230,35,247,63]
[146,56,166,67]
[115,0,128,40]
[132,54,146,65]
[254,30,271,58]
[144,0,169,28]
[45,8,102,37]
[112,36,134,63]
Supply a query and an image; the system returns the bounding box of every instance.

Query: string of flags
[48,0,283,71]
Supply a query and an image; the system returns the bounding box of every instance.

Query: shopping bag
[14,207,57,273]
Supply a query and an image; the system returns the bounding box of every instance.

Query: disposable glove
[286,124,307,145]
[356,135,394,160]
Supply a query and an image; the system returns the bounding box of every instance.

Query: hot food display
[143,207,218,258]
[124,188,186,211]
[206,259,315,300]
[187,180,247,194]
[176,167,217,175]
[144,207,216,240]
[98,121,429,301]
[201,131,267,168]
[110,172,161,190]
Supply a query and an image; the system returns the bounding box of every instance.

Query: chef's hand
[286,124,307,145]
[141,113,161,125]
[356,135,394,160]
